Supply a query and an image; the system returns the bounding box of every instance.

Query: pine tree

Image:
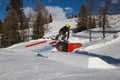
[20,18,29,41]
[49,14,53,23]
[98,1,111,39]
[92,17,96,28]
[0,20,2,33]
[33,0,49,39]
[7,0,28,42]
[76,4,89,32]
[86,0,98,41]
[33,11,45,39]
[7,0,25,30]
[0,20,2,47]
[1,8,21,47]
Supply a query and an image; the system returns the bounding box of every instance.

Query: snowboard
[50,37,69,43]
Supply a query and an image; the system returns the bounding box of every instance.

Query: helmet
[65,24,70,28]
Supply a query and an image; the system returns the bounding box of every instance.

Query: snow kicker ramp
[47,51,117,69]
[18,39,116,69]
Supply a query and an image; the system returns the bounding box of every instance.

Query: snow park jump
[25,39,117,69]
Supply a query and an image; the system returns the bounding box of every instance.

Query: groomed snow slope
[47,51,117,69]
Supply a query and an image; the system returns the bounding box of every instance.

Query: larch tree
[0,20,2,47]
[7,0,28,42]
[86,0,97,41]
[76,4,89,32]
[98,1,111,39]
[1,7,21,47]
[0,20,2,34]
[7,0,25,30]
[33,0,49,39]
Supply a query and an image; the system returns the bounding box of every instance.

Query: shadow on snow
[75,50,120,66]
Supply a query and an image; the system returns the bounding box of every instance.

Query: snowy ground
[0,14,120,80]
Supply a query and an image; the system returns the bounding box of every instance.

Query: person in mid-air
[55,24,70,41]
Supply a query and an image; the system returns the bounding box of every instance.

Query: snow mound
[88,57,117,69]
[48,51,117,69]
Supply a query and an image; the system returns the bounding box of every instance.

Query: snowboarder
[55,24,70,41]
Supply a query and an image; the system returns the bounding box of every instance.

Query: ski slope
[0,14,120,80]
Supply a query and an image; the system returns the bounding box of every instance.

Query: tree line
[75,0,112,41]
[0,0,119,47]
[0,0,52,47]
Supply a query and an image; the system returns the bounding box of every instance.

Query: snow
[47,51,117,69]
[0,14,120,80]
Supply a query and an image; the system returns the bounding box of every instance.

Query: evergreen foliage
[76,4,89,32]
[33,0,49,39]
[33,11,45,39]
[1,8,21,47]
[7,0,25,30]
[0,20,2,33]
[49,14,53,23]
